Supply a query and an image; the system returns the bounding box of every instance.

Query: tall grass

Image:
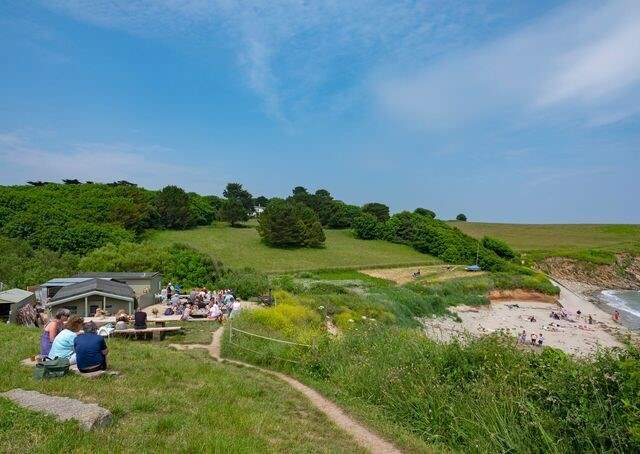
[223,279,640,453]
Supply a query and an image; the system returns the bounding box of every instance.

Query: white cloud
[375,0,640,130]
[41,1,502,125]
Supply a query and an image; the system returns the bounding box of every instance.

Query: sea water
[600,290,640,329]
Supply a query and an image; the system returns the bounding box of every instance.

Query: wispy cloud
[41,1,504,125]
[375,0,640,130]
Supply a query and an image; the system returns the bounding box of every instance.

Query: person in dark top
[74,322,108,373]
[134,306,147,330]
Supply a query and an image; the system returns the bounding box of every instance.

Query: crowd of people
[162,286,242,322]
[39,309,108,373]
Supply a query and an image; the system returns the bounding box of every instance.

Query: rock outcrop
[536,254,640,290]
[1,388,112,430]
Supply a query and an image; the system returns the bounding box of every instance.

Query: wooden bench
[110,326,183,341]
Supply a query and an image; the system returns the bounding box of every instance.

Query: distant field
[449,222,640,263]
[149,223,439,272]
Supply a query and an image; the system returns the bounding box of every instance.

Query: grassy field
[0,324,364,453]
[149,223,439,272]
[450,222,640,262]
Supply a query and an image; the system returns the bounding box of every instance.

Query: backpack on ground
[33,357,70,380]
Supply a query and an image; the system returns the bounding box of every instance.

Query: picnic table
[110,326,183,341]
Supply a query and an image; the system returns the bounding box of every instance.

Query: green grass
[0,323,365,453]
[222,284,640,453]
[148,223,439,272]
[450,222,640,263]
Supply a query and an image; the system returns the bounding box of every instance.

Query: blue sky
[1,0,638,223]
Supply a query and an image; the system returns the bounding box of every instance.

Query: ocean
[600,290,640,330]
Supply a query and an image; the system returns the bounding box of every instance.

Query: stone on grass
[0,388,112,430]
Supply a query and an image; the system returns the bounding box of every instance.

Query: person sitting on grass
[74,321,108,373]
[40,308,70,358]
[134,306,147,330]
[48,315,84,365]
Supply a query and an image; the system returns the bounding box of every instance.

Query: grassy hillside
[149,223,439,272]
[450,222,640,263]
[0,324,364,453]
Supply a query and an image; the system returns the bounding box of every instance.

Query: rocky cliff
[536,254,640,290]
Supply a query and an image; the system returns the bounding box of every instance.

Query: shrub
[362,202,390,222]
[79,241,223,288]
[257,199,325,248]
[352,213,380,240]
[481,236,517,260]
[216,268,270,299]
[0,235,78,288]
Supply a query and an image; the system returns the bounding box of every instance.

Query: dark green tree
[362,202,390,222]
[456,213,468,221]
[253,195,270,207]
[352,213,381,240]
[221,198,249,227]
[414,207,436,219]
[223,182,254,212]
[257,199,325,248]
[155,185,195,229]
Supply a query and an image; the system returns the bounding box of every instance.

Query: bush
[0,235,78,288]
[257,199,325,248]
[362,202,390,222]
[481,236,517,260]
[352,213,380,240]
[79,241,223,288]
[216,268,270,299]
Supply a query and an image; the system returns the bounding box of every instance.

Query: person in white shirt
[208,303,222,322]
[230,300,242,319]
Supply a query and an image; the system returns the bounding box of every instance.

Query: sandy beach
[422,280,635,356]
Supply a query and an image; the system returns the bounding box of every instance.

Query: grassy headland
[149,223,440,272]
[450,222,640,264]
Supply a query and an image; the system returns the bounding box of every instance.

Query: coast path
[173,327,402,454]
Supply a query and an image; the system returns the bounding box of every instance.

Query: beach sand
[422,281,633,356]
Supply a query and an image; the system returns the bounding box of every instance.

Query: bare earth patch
[361,265,483,285]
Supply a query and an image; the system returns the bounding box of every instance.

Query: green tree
[155,185,195,229]
[362,202,390,222]
[257,199,325,248]
[414,207,436,219]
[221,198,249,226]
[352,213,381,240]
[328,202,361,228]
[253,196,270,207]
[456,213,468,221]
[223,182,254,212]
